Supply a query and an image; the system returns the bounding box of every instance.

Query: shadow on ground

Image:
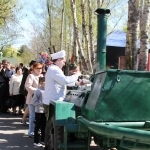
[0,113,43,150]
[0,113,102,150]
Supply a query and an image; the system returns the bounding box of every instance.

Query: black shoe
[21,120,28,126]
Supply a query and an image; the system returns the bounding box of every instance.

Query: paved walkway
[0,113,101,150]
[0,113,43,150]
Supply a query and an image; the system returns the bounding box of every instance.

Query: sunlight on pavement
[0,118,22,120]
[0,126,16,128]
[0,115,42,150]
[12,122,24,125]
[0,130,27,134]
[0,139,7,143]
[6,146,20,148]
[23,135,29,137]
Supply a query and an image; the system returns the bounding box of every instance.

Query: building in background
[95,30,150,70]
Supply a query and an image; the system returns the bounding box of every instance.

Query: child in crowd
[32,77,46,147]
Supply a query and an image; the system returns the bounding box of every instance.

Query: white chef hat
[51,50,66,60]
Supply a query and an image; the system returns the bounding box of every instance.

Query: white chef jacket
[43,64,78,105]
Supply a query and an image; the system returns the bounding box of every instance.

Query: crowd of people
[0,50,85,147]
[0,58,51,147]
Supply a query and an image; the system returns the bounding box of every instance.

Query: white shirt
[43,64,78,105]
[9,74,23,95]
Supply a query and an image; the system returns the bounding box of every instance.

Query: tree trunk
[97,0,103,8]
[53,45,56,53]
[70,0,88,71]
[138,0,150,70]
[64,4,67,51]
[131,0,140,70]
[75,32,79,63]
[81,0,93,73]
[47,0,52,53]
[125,0,140,70]
[60,0,65,50]
[88,0,95,72]
[125,19,132,70]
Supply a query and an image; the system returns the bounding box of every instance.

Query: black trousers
[34,113,46,143]
[0,82,9,112]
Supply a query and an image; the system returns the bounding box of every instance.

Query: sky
[13,0,128,48]
[13,0,42,48]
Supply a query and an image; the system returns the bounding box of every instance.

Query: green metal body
[51,69,150,149]
[48,8,150,150]
[96,10,107,71]
[50,101,75,125]
[96,9,108,71]
[84,69,150,122]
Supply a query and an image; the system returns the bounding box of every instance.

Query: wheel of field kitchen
[44,118,52,150]
[44,116,64,150]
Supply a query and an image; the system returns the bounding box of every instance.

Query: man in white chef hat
[43,50,81,118]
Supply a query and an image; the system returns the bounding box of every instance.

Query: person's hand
[75,80,86,86]
[9,93,13,96]
[75,81,81,86]
[78,79,92,85]
[79,80,85,85]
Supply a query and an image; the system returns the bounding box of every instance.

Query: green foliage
[19,45,30,53]
[18,45,35,65]
[0,0,24,50]
[0,0,18,26]
[122,26,127,32]
[2,45,34,65]
[19,51,34,65]
[2,46,18,57]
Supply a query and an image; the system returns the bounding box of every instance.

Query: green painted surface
[51,101,76,125]
[77,116,150,148]
[85,69,150,122]
[96,9,109,71]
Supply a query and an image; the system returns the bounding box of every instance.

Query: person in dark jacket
[19,60,36,125]
[19,63,29,97]
[0,60,10,113]
[19,61,36,96]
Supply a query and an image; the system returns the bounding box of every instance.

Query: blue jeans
[28,104,35,135]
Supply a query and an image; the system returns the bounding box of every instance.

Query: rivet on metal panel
[116,77,120,82]
[116,70,121,82]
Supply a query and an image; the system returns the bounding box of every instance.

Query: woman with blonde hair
[25,62,43,137]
